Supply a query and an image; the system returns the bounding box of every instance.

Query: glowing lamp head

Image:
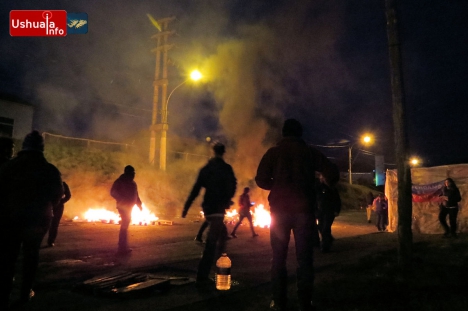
[190,70,202,81]
[410,157,420,166]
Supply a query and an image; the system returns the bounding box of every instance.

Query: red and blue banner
[412,180,445,203]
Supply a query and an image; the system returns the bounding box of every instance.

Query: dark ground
[7,210,468,311]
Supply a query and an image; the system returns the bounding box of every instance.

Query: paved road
[10,210,398,311]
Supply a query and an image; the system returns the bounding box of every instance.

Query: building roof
[0,92,32,106]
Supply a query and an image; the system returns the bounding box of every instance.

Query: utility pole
[385,0,413,269]
[149,16,175,170]
[348,145,353,184]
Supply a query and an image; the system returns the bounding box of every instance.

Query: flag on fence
[411,180,445,203]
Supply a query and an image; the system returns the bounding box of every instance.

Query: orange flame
[196,204,272,228]
[252,204,271,228]
[80,203,159,225]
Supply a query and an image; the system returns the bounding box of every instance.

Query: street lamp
[348,134,373,184]
[159,69,202,171]
[409,156,421,167]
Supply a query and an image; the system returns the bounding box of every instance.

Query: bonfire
[78,203,159,225]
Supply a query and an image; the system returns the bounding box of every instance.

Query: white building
[0,97,34,139]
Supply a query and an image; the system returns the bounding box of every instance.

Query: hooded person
[110,165,143,255]
[255,119,339,311]
[0,130,63,309]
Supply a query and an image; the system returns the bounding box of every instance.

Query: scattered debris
[75,271,194,297]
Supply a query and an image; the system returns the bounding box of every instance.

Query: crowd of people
[0,118,463,311]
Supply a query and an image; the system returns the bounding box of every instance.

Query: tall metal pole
[159,36,170,171]
[385,0,413,268]
[149,17,175,169]
[149,34,161,165]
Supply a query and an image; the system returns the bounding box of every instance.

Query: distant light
[410,157,420,166]
[190,70,202,81]
[205,136,211,142]
[363,135,372,144]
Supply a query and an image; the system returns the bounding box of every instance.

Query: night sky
[1,0,467,170]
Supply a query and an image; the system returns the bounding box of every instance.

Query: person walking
[373,193,388,231]
[365,191,374,223]
[47,181,72,247]
[182,142,237,286]
[231,187,259,238]
[0,130,63,309]
[255,119,339,311]
[316,174,341,253]
[438,178,462,238]
[110,165,143,255]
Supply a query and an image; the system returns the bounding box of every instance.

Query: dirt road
[10,210,399,311]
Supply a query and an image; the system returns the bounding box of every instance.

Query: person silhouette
[231,187,259,238]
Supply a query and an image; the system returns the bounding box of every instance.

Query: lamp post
[348,134,373,184]
[159,70,202,171]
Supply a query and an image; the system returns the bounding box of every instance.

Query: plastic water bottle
[215,253,231,290]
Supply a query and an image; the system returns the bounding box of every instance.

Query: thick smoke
[8,0,392,218]
[175,0,353,183]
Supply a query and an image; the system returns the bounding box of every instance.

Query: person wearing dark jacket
[110,165,142,255]
[255,119,339,311]
[182,142,237,285]
[316,174,341,253]
[47,181,72,247]
[0,131,63,309]
[438,178,462,238]
[231,187,259,238]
